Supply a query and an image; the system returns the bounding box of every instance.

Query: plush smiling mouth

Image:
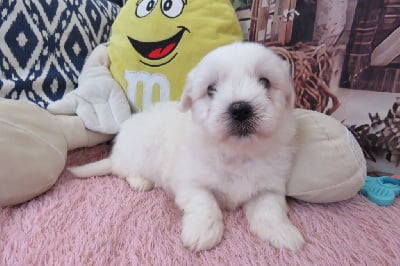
[127,26,190,65]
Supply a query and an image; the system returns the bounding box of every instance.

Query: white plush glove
[48,43,131,134]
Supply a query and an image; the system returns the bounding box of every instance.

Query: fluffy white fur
[70,42,305,251]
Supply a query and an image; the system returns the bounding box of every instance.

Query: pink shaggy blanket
[1,144,400,265]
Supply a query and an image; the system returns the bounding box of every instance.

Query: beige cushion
[287,109,367,203]
[0,99,67,206]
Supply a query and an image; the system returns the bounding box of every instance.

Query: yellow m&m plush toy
[48,0,243,133]
[108,0,243,111]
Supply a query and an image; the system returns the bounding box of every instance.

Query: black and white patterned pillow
[0,0,120,108]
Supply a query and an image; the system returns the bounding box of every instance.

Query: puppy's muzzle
[227,101,258,137]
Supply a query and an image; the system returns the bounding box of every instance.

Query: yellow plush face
[108,0,242,111]
[128,0,189,67]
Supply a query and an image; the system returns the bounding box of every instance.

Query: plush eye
[259,77,271,89]
[161,0,185,18]
[207,84,217,97]
[136,0,158,18]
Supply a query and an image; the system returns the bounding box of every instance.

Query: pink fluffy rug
[1,144,400,265]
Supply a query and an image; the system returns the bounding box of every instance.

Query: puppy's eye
[207,84,217,97]
[259,77,271,89]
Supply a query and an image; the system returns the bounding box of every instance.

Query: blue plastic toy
[359,176,400,206]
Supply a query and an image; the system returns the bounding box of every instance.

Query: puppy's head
[180,42,295,145]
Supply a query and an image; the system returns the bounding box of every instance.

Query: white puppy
[70,42,305,251]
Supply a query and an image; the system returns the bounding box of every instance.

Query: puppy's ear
[269,48,296,108]
[179,86,193,112]
[179,69,196,112]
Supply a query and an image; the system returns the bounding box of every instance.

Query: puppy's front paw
[181,211,224,251]
[250,219,305,251]
[126,174,154,191]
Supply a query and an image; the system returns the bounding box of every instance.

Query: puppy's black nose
[228,101,253,121]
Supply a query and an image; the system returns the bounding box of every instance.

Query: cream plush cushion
[0,99,66,206]
[287,109,367,203]
[0,98,113,207]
